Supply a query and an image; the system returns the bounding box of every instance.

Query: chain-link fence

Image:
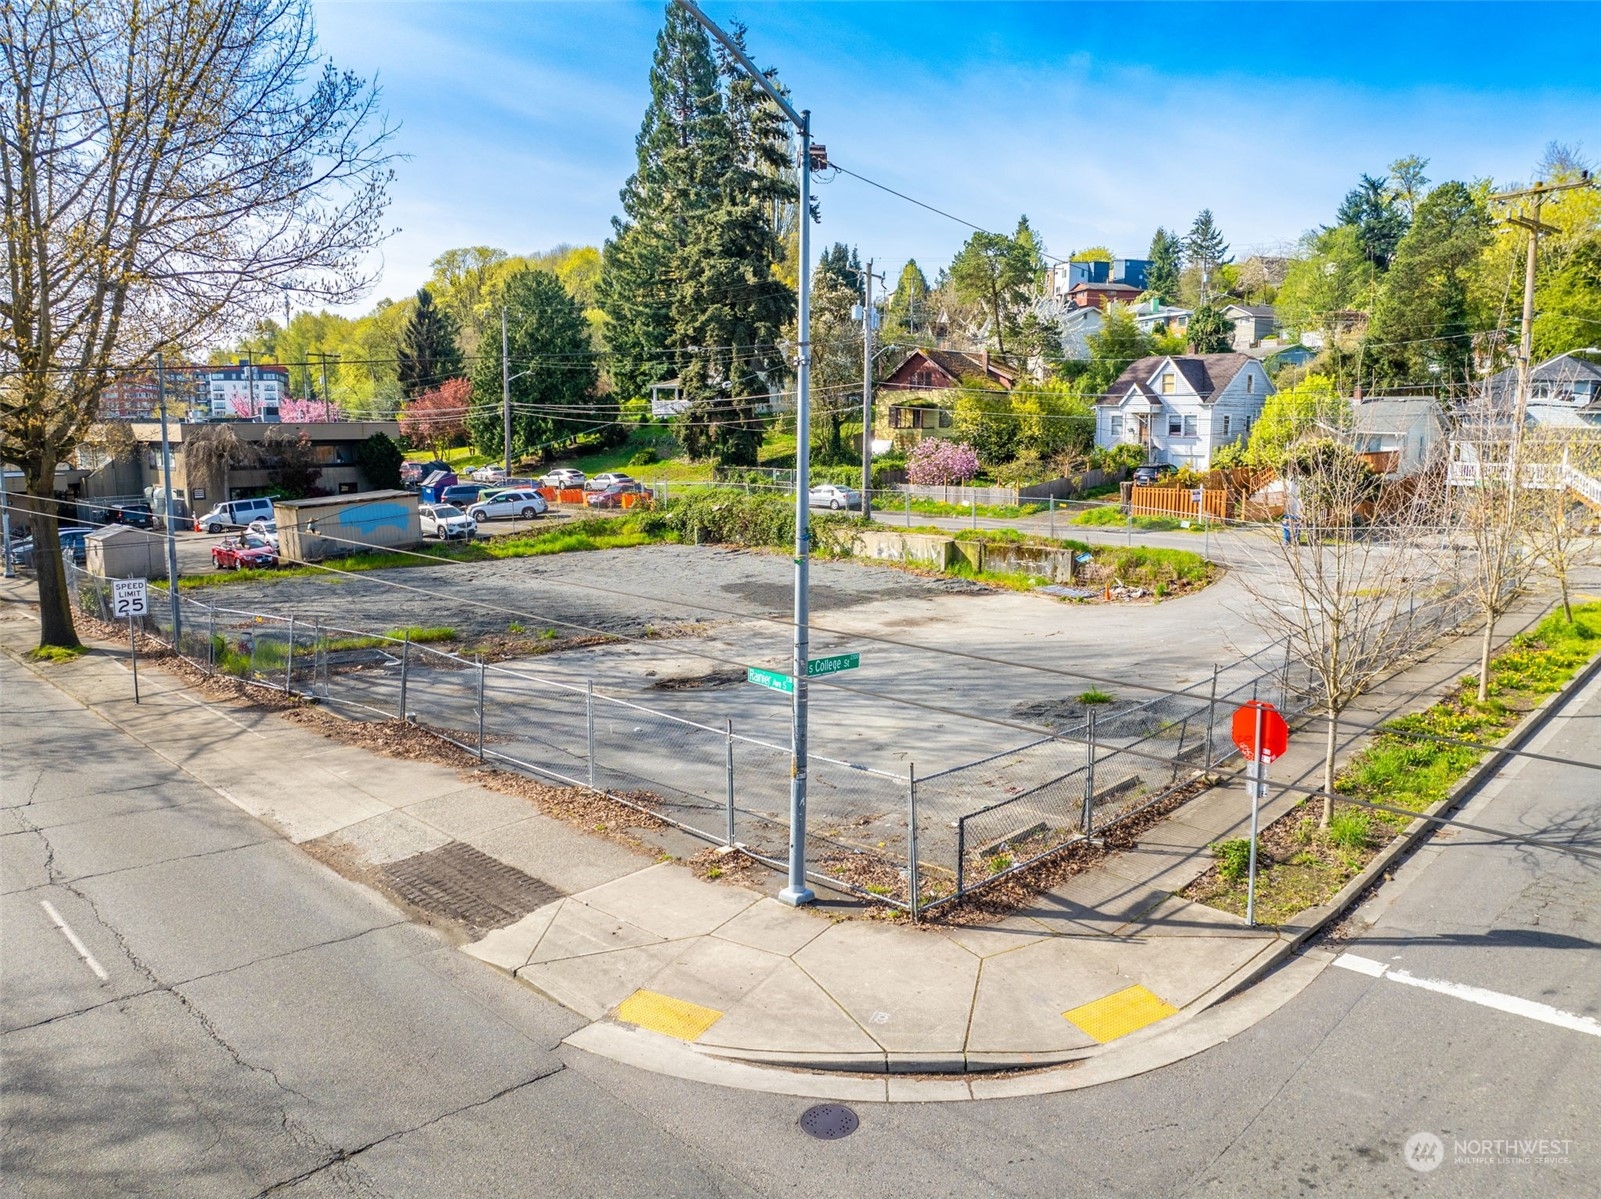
[66,561,1474,914]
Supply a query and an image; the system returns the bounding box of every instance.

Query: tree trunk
[25,461,82,650]
[1477,611,1496,703]
[1561,576,1573,624]
[1321,709,1338,828]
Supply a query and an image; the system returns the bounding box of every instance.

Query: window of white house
[1168,413,1183,436]
[1109,415,1123,437]
[1183,415,1197,437]
[1161,373,1175,394]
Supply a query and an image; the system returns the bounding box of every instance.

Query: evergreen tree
[1365,181,1491,388]
[467,269,608,462]
[817,242,862,292]
[1080,308,1153,397]
[1185,209,1231,298]
[1186,303,1235,354]
[1335,173,1409,271]
[1146,227,1182,305]
[397,287,463,398]
[948,216,1041,354]
[883,260,931,340]
[598,5,794,464]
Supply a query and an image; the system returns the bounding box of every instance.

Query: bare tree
[1,0,393,647]
[1523,429,1601,624]
[1451,402,1543,702]
[1243,435,1456,825]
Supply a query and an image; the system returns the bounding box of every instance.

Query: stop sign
[1232,701,1289,763]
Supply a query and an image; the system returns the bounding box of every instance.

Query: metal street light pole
[861,258,874,520]
[156,354,182,641]
[677,0,816,904]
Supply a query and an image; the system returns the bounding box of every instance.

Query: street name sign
[111,578,149,619]
[747,666,795,694]
[806,653,859,678]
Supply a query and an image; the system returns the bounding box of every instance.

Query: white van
[194,497,274,534]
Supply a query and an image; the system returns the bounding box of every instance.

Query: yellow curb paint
[1063,984,1178,1043]
[615,989,724,1042]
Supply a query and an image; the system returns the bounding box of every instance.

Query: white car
[246,518,280,549]
[541,468,586,489]
[584,471,635,492]
[808,483,862,511]
[466,489,549,523]
[470,465,508,483]
[419,503,475,540]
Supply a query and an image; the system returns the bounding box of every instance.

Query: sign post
[1231,700,1289,927]
[1193,487,1209,559]
[112,578,150,703]
[748,653,860,695]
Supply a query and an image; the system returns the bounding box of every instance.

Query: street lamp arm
[675,0,803,128]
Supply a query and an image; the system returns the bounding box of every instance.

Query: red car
[212,534,279,570]
[584,481,648,509]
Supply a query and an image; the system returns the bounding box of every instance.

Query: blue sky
[313,1,1601,310]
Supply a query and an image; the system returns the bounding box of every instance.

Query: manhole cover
[799,1104,859,1140]
[380,841,564,932]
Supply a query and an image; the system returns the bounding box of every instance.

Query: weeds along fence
[66,563,1473,915]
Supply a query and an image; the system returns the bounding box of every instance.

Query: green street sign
[746,666,795,694]
[806,652,860,678]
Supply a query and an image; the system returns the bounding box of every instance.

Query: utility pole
[244,354,256,421]
[859,258,881,521]
[156,353,182,640]
[501,306,512,479]
[1491,172,1593,504]
[309,351,338,421]
[677,0,819,906]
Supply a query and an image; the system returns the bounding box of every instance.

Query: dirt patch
[650,668,747,691]
[686,845,776,891]
[1009,695,1150,732]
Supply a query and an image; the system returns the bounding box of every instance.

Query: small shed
[84,524,170,580]
[275,491,421,563]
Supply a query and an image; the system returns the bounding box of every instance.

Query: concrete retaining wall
[851,529,1076,582]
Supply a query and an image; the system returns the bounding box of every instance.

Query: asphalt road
[5,649,1598,1197]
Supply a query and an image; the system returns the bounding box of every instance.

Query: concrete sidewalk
[0,574,1564,1097]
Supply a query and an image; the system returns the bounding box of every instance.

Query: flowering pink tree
[905,438,980,485]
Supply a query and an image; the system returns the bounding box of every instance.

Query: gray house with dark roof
[1483,351,1601,427]
[1096,353,1275,469]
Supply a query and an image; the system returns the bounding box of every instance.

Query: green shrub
[628,447,660,466]
[1211,837,1255,883]
[1079,688,1114,705]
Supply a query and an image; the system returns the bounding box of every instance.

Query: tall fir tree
[1185,209,1231,299]
[1335,173,1409,271]
[816,242,862,291]
[598,5,794,464]
[883,260,931,340]
[1146,227,1182,305]
[397,287,463,398]
[467,269,609,462]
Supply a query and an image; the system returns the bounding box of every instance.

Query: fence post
[1204,663,1219,769]
[313,619,324,697]
[207,605,216,675]
[1048,496,1055,539]
[907,763,920,920]
[476,656,486,760]
[1081,710,1097,835]
[971,497,977,530]
[725,718,736,845]
[398,631,410,722]
[1280,638,1292,711]
[956,814,966,896]
[905,492,911,527]
[586,679,596,791]
[285,614,295,693]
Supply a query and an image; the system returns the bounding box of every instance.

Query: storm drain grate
[799,1104,859,1141]
[380,841,564,932]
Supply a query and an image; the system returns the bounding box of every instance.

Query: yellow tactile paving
[614,989,724,1042]
[1062,984,1178,1043]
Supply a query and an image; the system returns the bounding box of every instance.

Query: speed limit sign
[112,578,149,618]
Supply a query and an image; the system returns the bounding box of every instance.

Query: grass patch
[1078,688,1115,705]
[1184,602,1601,924]
[1072,504,1204,533]
[27,644,89,663]
[898,496,1046,520]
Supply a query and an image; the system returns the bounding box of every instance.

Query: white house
[1095,353,1274,469]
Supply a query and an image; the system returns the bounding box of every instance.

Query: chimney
[1353,384,1364,404]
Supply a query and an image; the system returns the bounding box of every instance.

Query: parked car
[583,471,636,492]
[6,526,94,568]
[467,489,549,523]
[246,519,280,549]
[211,534,278,570]
[808,483,862,511]
[419,503,476,540]
[103,502,154,528]
[1132,463,1179,485]
[541,468,586,489]
[470,464,508,483]
[438,483,486,509]
[195,497,274,534]
[584,481,648,509]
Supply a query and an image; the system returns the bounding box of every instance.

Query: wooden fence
[1127,485,1231,520]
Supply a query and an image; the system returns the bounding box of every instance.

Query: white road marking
[1334,952,1601,1038]
[40,900,109,981]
